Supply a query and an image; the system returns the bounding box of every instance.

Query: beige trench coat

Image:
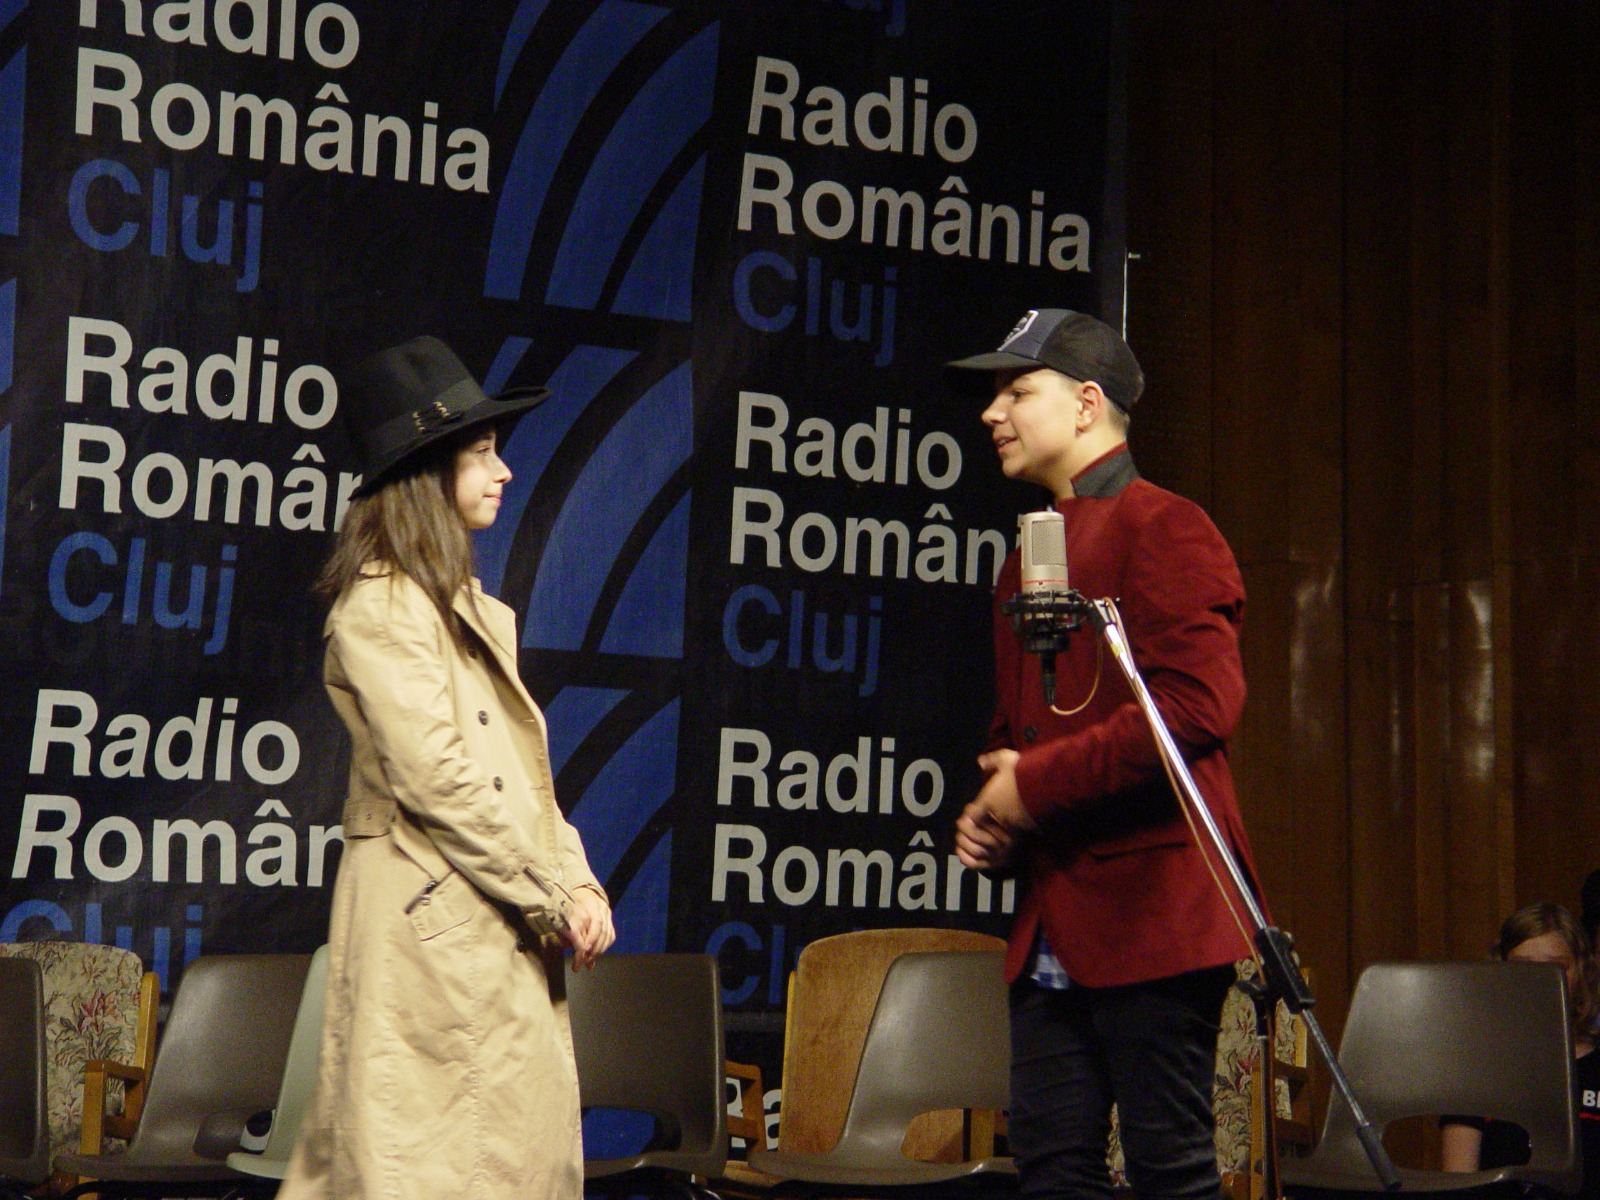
[278,570,604,1200]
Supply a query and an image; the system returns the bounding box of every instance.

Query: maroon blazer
[990,446,1261,987]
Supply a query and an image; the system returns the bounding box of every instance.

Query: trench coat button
[478,710,489,725]
[466,645,478,658]
[1023,726,1038,742]
[493,777,504,791]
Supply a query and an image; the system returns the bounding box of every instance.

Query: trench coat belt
[343,796,394,838]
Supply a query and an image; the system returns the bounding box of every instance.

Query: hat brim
[944,350,1048,372]
[352,384,550,498]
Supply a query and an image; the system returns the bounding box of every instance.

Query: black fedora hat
[340,336,549,497]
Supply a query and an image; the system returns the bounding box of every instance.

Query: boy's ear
[1078,380,1107,428]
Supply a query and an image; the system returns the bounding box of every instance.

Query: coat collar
[452,584,542,721]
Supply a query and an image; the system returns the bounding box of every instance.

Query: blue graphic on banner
[0,49,25,237]
[0,423,9,593]
[600,491,689,658]
[0,277,14,395]
[610,831,670,954]
[614,156,705,321]
[482,335,533,395]
[474,343,638,596]
[523,360,693,649]
[543,685,629,775]
[545,23,718,312]
[567,698,679,882]
[494,0,552,104]
[485,1,669,301]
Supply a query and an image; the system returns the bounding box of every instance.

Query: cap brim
[944,351,1046,372]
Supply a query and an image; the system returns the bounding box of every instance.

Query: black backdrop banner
[0,0,1122,1086]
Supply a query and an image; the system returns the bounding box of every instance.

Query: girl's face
[1508,930,1580,996]
[453,429,512,530]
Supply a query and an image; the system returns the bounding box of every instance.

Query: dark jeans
[1009,965,1235,1200]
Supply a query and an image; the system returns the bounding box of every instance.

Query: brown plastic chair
[224,944,330,1183]
[746,949,1015,1189]
[769,927,1008,1163]
[0,956,49,1197]
[1282,961,1581,1197]
[56,953,312,1199]
[566,953,729,1196]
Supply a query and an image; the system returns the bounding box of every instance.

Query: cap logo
[999,310,1039,351]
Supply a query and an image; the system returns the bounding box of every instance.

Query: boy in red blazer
[951,309,1260,1200]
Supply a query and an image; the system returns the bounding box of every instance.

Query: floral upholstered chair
[0,942,157,1182]
[1108,958,1311,1200]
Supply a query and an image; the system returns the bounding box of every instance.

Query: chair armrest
[81,1059,148,1150]
[965,1108,1008,1158]
[87,1059,146,1084]
[725,1060,765,1145]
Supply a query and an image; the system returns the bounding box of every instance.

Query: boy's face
[981,367,1083,490]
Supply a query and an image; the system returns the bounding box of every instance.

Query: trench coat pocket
[406,873,476,940]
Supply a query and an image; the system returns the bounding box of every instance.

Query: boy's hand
[955,749,1036,870]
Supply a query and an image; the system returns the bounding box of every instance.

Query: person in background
[1441,902,1599,1194]
[278,337,614,1200]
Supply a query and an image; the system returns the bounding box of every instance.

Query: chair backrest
[0,956,49,1186]
[125,954,311,1166]
[778,927,1007,1158]
[0,941,147,1162]
[1316,961,1578,1189]
[565,953,727,1177]
[227,945,330,1180]
[831,950,1010,1164]
[1109,958,1310,1191]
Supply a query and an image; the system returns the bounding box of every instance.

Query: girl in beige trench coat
[277,337,614,1200]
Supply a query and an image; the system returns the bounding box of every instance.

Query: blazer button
[1023,726,1038,742]
[493,777,504,791]
[478,711,489,725]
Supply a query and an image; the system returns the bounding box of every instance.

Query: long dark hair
[1493,902,1600,1039]
[315,433,480,646]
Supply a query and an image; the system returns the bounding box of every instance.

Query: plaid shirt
[1029,935,1072,990]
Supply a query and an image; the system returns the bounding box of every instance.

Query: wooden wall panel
[1123,0,1216,509]
[1126,0,1600,1054]
[1503,1,1600,915]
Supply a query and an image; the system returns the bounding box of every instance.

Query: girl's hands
[561,887,615,969]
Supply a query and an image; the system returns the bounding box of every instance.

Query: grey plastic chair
[566,953,728,1197]
[1283,960,1581,1197]
[0,956,49,1198]
[55,953,312,1200]
[224,944,330,1183]
[747,949,1016,1189]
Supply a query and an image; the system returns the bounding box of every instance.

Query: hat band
[362,375,485,467]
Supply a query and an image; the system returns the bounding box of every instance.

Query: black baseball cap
[946,308,1144,411]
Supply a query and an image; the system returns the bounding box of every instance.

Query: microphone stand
[999,590,1401,1197]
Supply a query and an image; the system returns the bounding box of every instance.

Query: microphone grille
[1019,510,1068,591]
[1020,510,1066,563]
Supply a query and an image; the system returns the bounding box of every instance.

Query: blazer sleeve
[330,578,573,921]
[1013,498,1246,821]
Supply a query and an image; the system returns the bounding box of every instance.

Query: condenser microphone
[1017,510,1070,705]
[1019,510,1068,595]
